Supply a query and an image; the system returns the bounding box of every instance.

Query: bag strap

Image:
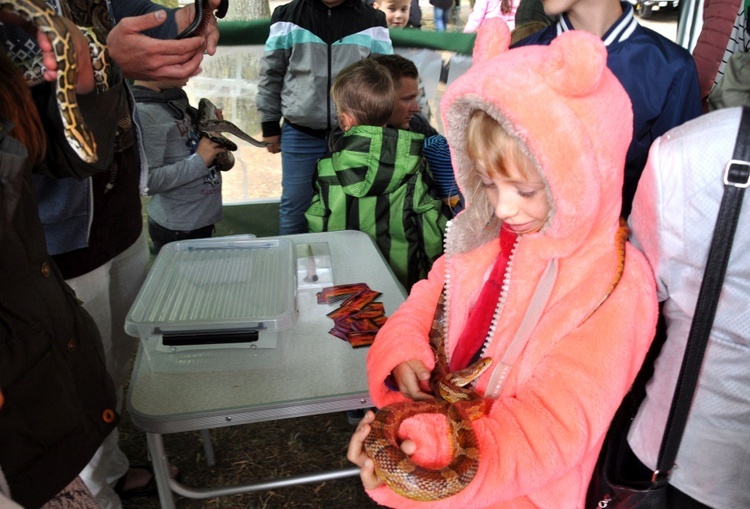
[653,106,750,484]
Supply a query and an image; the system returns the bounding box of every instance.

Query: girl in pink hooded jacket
[348,19,658,509]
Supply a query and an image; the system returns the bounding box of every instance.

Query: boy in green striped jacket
[305,59,449,291]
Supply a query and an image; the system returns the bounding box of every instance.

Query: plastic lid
[126,237,296,336]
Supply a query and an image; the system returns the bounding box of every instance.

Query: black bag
[586,390,668,508]
[587,106,750,508]
[429,0,453,11]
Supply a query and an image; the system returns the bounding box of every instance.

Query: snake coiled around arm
[363,293,492,501]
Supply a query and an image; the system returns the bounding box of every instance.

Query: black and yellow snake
[2,0,98,162]
[0,0,231,163]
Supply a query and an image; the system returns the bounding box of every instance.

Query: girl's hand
[347,410,418,490]
[347,410,382,489]
[392,360,433,401]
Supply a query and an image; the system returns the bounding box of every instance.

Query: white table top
[126,230,407,434]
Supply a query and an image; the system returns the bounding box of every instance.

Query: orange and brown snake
[364,293,492,501]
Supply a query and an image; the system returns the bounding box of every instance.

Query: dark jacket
[513,2,702,217]
[0,121,118,509]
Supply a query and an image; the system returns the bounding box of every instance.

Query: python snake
[2,0,98,162]
[1,0,230,163]
[364,293,492,501]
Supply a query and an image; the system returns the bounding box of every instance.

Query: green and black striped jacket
[305,126,448,290]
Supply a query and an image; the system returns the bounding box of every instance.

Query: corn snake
[364,292,492,501]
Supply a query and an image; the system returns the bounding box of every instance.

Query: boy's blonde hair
[332,59,395,127]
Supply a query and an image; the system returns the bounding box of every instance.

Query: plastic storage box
[125,237,296,372]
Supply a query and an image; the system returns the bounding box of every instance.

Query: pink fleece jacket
[365,20,658,509]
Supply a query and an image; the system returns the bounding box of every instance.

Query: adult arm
[256,9,289,140]
[691,0,743,100]
[652,59,702,139]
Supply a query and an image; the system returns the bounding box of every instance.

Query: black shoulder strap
[654,106,750,483]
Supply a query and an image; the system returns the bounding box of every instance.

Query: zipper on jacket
[326,8,333,131]
[442,220,454,362]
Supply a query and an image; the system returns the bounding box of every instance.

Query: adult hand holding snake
[107,0,222,81]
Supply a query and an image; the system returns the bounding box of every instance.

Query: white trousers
[67,231,150,509]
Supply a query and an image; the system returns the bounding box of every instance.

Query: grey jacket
[133,86,222,231]
[256,0,392,137]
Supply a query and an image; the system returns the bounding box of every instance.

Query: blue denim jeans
[433,6,449,32]
[279,122,329,234]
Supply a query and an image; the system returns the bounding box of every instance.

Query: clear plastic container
[125,236,296,372]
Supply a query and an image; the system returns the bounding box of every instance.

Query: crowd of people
[1,0,748,507]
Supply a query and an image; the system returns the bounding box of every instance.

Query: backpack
[707,50,750,110]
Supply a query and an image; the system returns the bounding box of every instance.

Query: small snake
[1,0,98,162]
[177,0,228,39]
[364,294,492,501]
[197,97,270,150]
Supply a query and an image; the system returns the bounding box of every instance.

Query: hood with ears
[441,19,633,260]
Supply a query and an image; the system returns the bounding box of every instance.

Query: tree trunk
[175,0,271,19]
[225,0,271,20]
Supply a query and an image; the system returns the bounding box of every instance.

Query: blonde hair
[332,59,395,127]
[466,109,537,180]
[463,110,543,226]
[510,21,550,45]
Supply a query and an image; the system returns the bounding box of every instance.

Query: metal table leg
[200,428,216,466]
[146,432,177,509]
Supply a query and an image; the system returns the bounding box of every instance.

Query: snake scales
[364,293,493,501]
[0,0,231,163]
[2,0,99,162]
